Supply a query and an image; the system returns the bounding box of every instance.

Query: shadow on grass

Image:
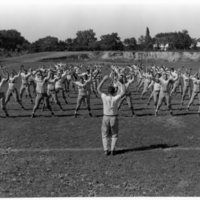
[56,114,76,117]
[93,103,103,106]
[134,107,152,111]
[95,113,154,117]
[173,112,198,116]
[92,107,103,111]
[8,114,55,118]
[115,143,178,155]
[6,115,31,118]
[135,113,154,117]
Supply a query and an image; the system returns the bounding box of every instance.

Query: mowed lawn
[1,57,200,196]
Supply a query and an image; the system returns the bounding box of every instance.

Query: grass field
[1,53,200,196]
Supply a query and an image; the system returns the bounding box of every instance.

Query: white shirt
[191,77,200,92]
[101,93,121,116]
[170,71,178,79]
[21,72,31,85]
[154,82,161,91]
[8,75,19,90]
[35,76,47,94]
[55,72,67,89]
[182,74,190,83]
[148,80,160,91]
[159,77,170,92]
[47,78,57,91]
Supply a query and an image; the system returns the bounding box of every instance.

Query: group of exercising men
[0,62,200,118]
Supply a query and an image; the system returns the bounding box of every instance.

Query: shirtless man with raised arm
[31,70,54,118]
[73,71,93,118]
[19,65,33,104]
[46,71,64,111]
[147,73,161,108]
[181,69,192,105]
[154,72,179,116]
[55,69,68,105]
[0,68,9,116]
[117,74,135,117]
[187,73,200,113]
[5,69,25,110]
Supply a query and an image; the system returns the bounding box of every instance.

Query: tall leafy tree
[99,33,123,50]
[30,36,59,52]
[154,30,193,50]
[0,29,30,51]
[65,38,75,51]
[144,27,153,50]
[123,37,137,50]
[74,29,97,50]
[137,35,145,50]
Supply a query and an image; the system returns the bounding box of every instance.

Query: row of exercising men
[0,63,200,117]
[110,64,200,116]
[0,63,102,117]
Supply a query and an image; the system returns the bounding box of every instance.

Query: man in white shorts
[117,74,135,117]
[31,70,54,118]
[19,66,33,104]
[55,69,68,104]
[73,73,93,118]
[0,69,9,117]
[5,70,25,110]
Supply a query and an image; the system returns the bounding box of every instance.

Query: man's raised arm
[97,75,109,96]
[116,80,126,97]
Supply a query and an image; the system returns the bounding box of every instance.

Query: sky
[0,0,200,42]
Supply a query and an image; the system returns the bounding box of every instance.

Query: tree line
[0,27,199,55]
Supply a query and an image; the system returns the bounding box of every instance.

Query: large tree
[99,33,123,50]
[154,30,193,50]
[0,29,30,51]
[65,38,75,51]
[123,37,137,50]
[30,36,60,52]
[144,27,153,50]
[73,29,97,50]
[137,27,154,50]
[137,35,145,50]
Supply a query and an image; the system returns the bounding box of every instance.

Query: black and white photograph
[1,0,200,197]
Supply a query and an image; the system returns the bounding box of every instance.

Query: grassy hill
[1,51,200,72]
[1,51,200,64]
